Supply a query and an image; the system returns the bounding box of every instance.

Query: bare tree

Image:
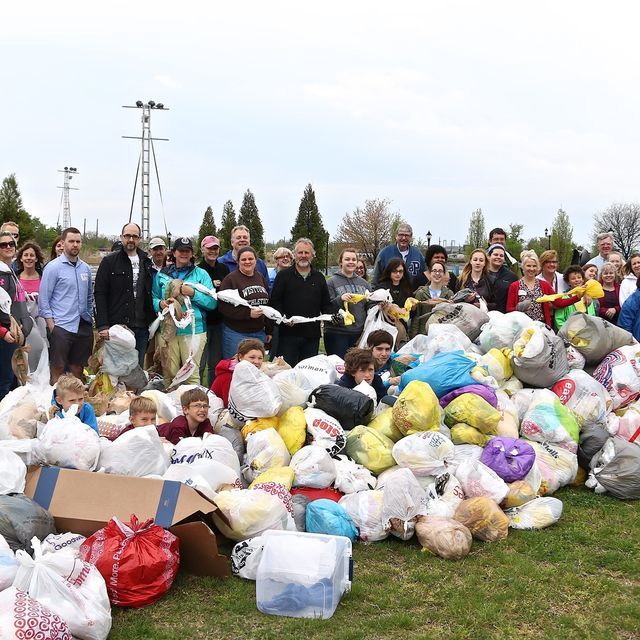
[334,199,401,263]
[593,203,640,259]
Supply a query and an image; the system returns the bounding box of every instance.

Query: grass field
[109,486,639,640]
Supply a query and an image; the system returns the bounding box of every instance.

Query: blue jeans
[323,331,358,359]
[200,323,223,387]
[133,327,149,369]
[222,324,266,360]
[0,339,17,402]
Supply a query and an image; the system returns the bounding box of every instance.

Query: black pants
[275,334,320,367]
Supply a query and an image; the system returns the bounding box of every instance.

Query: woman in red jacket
[506,250,555,326]
[211,338,265,407]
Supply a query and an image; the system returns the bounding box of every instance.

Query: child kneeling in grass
[157,387,213,444]
[337,347,386,401]
[211,338,265,407]
[114,396,157,439]
[49,374,98,433]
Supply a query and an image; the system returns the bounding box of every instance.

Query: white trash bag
[231,535,264,580]
[333,454,377,494]
[228,361,282,425]
[242,428,291,484]
[505,496,563,530]
[0,533,18,591]
[41,533,86,559]
[0,449,26,495]
[381,467,428,540]
[339,490,388,542]
[392,431,454,477]
[171,433,241,475]
[454,459,509,504]
[290,445,337,488]
[98,425,170,477]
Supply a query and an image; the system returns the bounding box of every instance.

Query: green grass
[108,486,640,640]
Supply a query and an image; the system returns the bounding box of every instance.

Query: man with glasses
[39,227,93,383]
[371,223,425,287]
[94,222,156,367]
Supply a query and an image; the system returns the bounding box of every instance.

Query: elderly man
[148,236,167,272]
[197,235,229,386]
[371,223,425,287]
[218,225,269,284]
[591,233,614,273]
[39,227,93,382]
[269,238,333,366]
[94,222,156,367]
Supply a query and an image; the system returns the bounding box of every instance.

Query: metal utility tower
[122,100,169,242]
[57,167,78,229]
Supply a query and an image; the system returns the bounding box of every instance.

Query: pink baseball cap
[201,235,220,249]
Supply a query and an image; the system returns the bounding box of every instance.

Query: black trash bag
[0,494,57,554]
[308,384,374,431]
[578,423,611,470]
[589,436,640,500]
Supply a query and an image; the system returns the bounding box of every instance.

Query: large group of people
[1,219,640,408]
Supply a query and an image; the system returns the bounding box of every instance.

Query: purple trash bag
[480,436,536,483]
[440,384,498,409]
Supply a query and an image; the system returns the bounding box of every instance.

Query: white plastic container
[256,530,352,619]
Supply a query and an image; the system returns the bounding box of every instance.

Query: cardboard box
[25,466,230,577]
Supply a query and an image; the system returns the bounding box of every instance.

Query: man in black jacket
[94,222,156,367]
[486,243,518,313]
[269,237,333,367]
[197,235,229,386]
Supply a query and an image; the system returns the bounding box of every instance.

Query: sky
[2,1,640,248]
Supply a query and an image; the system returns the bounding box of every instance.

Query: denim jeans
[222,324,266,360]
[323,331,359,359]
[133,327,149,369]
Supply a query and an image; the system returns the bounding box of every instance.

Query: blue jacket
[152,263,216,335]
[218,250,270,287]
[51,390,98,434]
[618,290,640,341]
[371,244,426,287]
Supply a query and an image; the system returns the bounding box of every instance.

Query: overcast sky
[2,1,639,248]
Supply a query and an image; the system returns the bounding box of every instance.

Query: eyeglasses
[0,242,16,249]
[123,234,140,240]
[275,255,291,260]
[189,402,209,409]
[430,269,445,274]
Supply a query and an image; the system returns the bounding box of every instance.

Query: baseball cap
[149,236,167,249]
[172,237,193,251]
[201,235,220,249]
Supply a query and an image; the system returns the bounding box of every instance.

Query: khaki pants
[164,333,206,387]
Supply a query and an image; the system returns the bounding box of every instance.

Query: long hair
[622,252,640,277]
[49,236,62,262]
[380,257,413,296]
[458,248,488,289]
[15,242,45,276]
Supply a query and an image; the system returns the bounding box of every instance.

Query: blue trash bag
[398,350,477,398]
[305,499,358,542]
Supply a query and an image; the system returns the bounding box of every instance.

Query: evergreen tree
[290,184,328,269]
[219,200,237,252]
[238,189,265,258]
[550,208,574,270]
[464,208,486,256]
[0,174,35,241]
[197,206,217,257]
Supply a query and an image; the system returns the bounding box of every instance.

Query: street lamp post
[544,228,551,250]
[426,230,432,247]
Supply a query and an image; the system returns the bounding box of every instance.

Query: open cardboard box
[24,466,230,577]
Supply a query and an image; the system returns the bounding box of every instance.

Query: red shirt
[210,358,236,407]
[156,415,214,445]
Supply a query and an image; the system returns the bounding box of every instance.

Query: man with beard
[94,222,156,367]
[39,227,93,382]
[269,237,332,366]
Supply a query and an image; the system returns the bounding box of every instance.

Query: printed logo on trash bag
[552,379,576,404]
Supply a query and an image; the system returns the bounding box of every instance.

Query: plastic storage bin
[256,529,352,619]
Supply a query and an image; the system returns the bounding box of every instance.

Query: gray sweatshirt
[325,272,371,335]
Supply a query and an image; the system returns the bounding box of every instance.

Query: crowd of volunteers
[0,217,639,631]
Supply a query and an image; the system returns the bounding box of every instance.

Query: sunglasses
[0,241,16,249]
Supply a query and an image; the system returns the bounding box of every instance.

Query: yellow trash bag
[454,497,509,542]
[450,423,491,447]
[444,394,501,434]
[249,466,295,490]
[276,406,307,455]
[392,380,442,436]
[345,426,395,475]
[88,372,114,399]
[501,480,536,509]
[476,348,513,384]
[241,416,280,442]
[368,408,404,443]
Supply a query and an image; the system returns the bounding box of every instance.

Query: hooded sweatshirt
[325,271,371,336]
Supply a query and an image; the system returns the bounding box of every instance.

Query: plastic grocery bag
[415,515,472,560]
[36,408,100,471]
[392,431,454,477]
[558,313,634,364]
[519,389,580,453]
[455,459,509,503]
[102,324,138,377]
[0,586,72,639]
[472,348,513,385]
[501,480,537,508]
[381,468,428,540]
[162,464,217,499]
[290,445,337,488]
[242,428,291,484]
[308,384,374,431]
[444,393,501,435]
[392,380,442,436]
[344,426,395,475]
[423,473,465,518]
[0,533,18,590]
[212,489,296,541]
[566,345,586,370]
[0,449,26,495]
[512,326,569,388]
[529,441,578,495]
[306,499,358,542]
[0,495,57,554]
[276,406,307,454]
[333,455,376,494]
[14,537,111,640]
[505,497,563,530]
[171,433,241,475]
[478,311,534,352]
[480,437,536,483]
[41,533,86,559]
[293,355,339,388]
[228,360,282,425]
[454,497,509,542]
[338,491,388,542]
[304,407,346,456]
[399,351,477,398]
[426,302,489,341]
[587,436,640,499]
[80,515,179,607]
[592,345,640,410]
[552,369,611,428]
[98,425,170,477]
[140,389,179,423]
[231,536,264,580]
